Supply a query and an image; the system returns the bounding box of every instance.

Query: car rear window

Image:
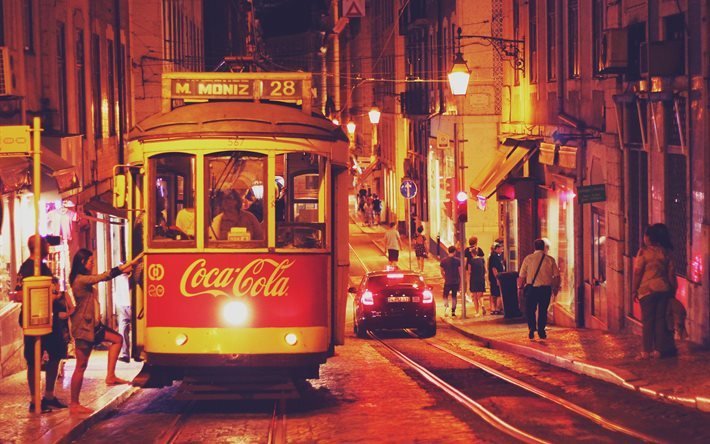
[366,274,424,292]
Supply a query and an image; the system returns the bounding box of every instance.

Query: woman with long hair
[413,226,429,271]
[68,248,134,414]
[632,223,678,359]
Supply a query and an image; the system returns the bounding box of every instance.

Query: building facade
[498,0,709,343]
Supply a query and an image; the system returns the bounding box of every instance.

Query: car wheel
[418,323,436,338]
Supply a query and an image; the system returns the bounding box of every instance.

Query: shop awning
[0,148,78,194]
[358,159,381,183]
[84,191,127,219]
[469,136,540,199]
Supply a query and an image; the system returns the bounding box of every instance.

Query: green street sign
[578,184,606,204]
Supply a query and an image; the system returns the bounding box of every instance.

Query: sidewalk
[353,215,710,412]
[0,351,141,443]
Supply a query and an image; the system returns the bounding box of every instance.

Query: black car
[349,270,436,338]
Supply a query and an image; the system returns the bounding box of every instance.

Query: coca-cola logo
[178,258,294,298]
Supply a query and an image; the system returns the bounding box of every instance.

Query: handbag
[523,254,546,300]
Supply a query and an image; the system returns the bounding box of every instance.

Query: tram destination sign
[577,184,607,204]
[169,77,304,101]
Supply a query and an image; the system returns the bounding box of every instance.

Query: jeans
[525,285,552,334]
[118,305,132,358]
[640,291,676,355]
[443,284,459,312]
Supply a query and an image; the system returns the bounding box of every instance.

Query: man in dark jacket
[440,246,461,317]
[15,235,68,413]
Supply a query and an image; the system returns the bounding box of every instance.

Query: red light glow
[422,290,433,304]
[361,290,374,305]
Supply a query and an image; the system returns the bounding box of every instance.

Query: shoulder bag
[523,254,545,301]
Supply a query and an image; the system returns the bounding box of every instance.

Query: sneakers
[43,396,68,409]
[538,331,547,340]
[118,355,131,363]
[29,399,52,413]
[528,331,535,340]
[451,311,456,317]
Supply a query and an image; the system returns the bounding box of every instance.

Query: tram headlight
[284,333,298,346]
[223,301,249,325]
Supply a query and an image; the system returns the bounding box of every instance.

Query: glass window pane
[206,152,266,248]
[149,153,195,246]
[275,153,327,249]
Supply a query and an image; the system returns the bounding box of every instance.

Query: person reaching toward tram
[68,249,135,414]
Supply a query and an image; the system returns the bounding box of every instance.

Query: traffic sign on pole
[400,179,417,199]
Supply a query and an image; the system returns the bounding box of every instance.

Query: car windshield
[366,274,425,292]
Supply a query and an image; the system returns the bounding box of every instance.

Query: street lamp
[346,120,356,135]
[368,105,381,124]
[448,52,471,96]
[368,105,381,161]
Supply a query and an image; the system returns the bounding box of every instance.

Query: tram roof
[129,102,349,143]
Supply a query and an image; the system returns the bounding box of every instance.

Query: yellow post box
[21,276,53,336]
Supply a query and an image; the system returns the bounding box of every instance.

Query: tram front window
[149,153,196,246]
[275,153,327,249]
[206,151,266,248]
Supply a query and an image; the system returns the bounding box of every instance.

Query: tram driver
[210,191,264,241]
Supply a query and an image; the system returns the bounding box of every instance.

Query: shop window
[628,150,648,258]
[149,153,196,247]
[275,153,327,249]
[591,207,607,319]
[665,97,686,147]
[206,152,266,248]
[665,153,687,276]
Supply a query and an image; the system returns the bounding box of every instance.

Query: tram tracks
[155,398,288,444]
[371,331,667,444]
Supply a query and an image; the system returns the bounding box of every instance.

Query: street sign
[400,179,417,199]
[578,184,606,204]
[343,0,365,17]
[0,125,31,155]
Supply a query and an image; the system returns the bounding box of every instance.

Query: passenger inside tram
[209,191,264,241]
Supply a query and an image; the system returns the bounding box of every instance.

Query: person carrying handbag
[517,239,560,340]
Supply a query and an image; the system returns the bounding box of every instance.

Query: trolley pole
[407,198,412,270]
[31,117,42,414]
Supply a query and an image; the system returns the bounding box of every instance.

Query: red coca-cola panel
[145,253,328,328]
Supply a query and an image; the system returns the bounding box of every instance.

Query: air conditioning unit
[640,40,684,77]
[0,47,13,96]
[599,29,628,74]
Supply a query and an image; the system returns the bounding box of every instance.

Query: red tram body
[118,73,350,388]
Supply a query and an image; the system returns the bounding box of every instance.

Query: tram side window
[149,153,196,246]
[276,153,327,249]
[206,151,266,248]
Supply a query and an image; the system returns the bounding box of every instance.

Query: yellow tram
[115,72,350,389]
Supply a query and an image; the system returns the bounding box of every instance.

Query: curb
[443,318,710,412]
[41,385,140,444]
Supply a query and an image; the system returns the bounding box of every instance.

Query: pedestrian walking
[383,222,402,267]
[517,239,560,340]
[632,224,678,359]
[488,242,506,314]
[465,237,486,316]
[372,194,382,225]
[413,226,429,271]
[68,249,135,414]
[440,246,461,317]
[14,235,70,413]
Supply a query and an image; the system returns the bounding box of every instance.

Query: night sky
[255,0,325,37]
